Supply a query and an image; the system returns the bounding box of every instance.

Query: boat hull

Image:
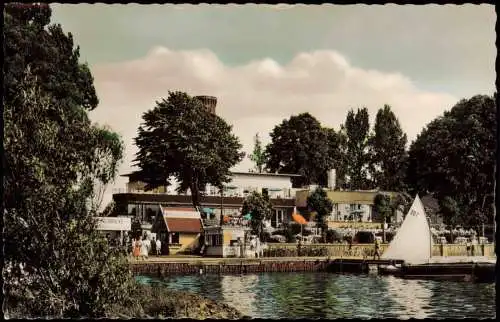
[380,262,496,283]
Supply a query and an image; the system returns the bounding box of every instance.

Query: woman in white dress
[140,236,148,260]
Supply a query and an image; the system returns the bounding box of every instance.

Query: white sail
[381,195,432,265]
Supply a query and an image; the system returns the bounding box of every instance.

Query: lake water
[136,272,496,319]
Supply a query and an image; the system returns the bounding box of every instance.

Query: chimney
[327,169,336,190]
[194,95,217,114]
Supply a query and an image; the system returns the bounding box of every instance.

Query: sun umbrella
[292,207,307,237]
[292,213,307,225]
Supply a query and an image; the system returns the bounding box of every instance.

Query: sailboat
[379,195,496,282]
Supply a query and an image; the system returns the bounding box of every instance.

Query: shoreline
[129,255,496,281]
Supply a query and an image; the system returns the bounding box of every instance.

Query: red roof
[164,217,202,233]
[162,207,197,212]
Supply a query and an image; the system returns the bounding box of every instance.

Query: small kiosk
[95,216,132,246]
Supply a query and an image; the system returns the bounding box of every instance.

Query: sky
[51,4,495,209]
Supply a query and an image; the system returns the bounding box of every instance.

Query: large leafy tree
[343,107,372,190]
[133,91,244,209]
[372,192,412,242]
[324,127,348,189]
[264,113,334,187]
[88,125,124,212]
[3,4,133,318]
[306,187,333,242]
[407,95,496,228]
[241,191,274,240]
[369,105,408,191]
[249,133,265,173]
[4,3,98,111]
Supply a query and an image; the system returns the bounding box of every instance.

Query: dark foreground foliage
[6,282,243,319]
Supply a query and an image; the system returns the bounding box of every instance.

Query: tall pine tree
[249,133,265,173]
[343,107,372,190]
[369,105,408,191]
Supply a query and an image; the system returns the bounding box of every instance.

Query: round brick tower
[194,95,217,114]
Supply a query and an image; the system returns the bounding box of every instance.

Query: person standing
[151,237,157,256]
[140,236,149,260]
[373,237,381,260]
[471,236,478,256]
[156,238,162,256]
[256,237,261,258]
[133,238,141,260]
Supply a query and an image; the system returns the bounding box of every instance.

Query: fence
[264,243,495,258]
[131,260,330,276]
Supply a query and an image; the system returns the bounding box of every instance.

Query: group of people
[131,235,162,260]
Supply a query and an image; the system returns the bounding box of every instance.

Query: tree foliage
[373,194,392,222]
[324,127,348,188]
[306,187,333,240]
[407,95,496,227]
[249,133,266,173]
[133,91,244,208]
[241,191,273,239]
[438,196,461,227]
[4,3,98,111]
[264,113,339,187]
[369,105,408,191]
[343,107,372,190]
[3,4,133,318]
[100,201,117,217]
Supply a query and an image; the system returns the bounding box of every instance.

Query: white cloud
[89,47,457,208]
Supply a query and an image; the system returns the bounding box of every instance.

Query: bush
[263,247,298,257]
[326,229,344,243]
[263,246,329,257]
[343,235,353,244]
[354,231,375,243]
[385,232,395,242]
[287,223,302,235]
[261,232,272,243]
[4,207,137,318]
[302,247,329,257]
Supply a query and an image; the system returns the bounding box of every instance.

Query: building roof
[164,217,202,233]
[121,171,301,178]
[162,206,198,213]
[113,193,295,208]
[231,171,302,177]
[161,206,201,219]
[325,191,381,205]
[295,189,399,207]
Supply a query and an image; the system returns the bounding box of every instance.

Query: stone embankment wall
[264,243,495,258]
[132,260,330,276]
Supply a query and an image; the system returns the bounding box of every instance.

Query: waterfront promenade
[130,255,335,263]
[129,254,410,276]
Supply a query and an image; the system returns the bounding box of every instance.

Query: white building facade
[117,171,300,230]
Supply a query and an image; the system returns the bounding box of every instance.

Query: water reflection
[220,275,258,317]
[385,276,432,319]
[137,273,495,319]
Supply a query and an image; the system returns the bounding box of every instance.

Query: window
[171,232,179,244]
[128,204,137,216]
